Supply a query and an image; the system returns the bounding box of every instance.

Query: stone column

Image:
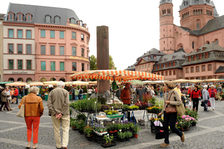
[97,26,110,95]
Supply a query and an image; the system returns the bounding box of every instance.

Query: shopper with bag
[18,87,44,149]
[208,85,217,110]
[202,85,209,111]
[158,82,185,148]
[191,86,202,112]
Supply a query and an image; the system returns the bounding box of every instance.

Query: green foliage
[90,55,97,70]
[70,98,101,112]
[149,96,156,105]
[84,126,93,137]
[94,127,107,133]
[104,110,119,115]
[76,120,86,131]
[128,105,139,110]
[185,108,198,120]
[133,125,140,134]
[98,96,107,104]
[76,114,87,121]
[117,131,126,140]
[103,135,114,144]
[109,55,116,70]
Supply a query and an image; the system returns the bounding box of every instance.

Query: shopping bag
[207,100,211,107]
[16,104,24,118]
[176,103,185,116]
[155,126,165,139]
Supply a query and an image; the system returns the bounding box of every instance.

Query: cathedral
[131,0,224,80]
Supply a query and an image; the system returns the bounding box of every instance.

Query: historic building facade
[131,0,224,80]
[0,14,4,81]
[2,3,90,82]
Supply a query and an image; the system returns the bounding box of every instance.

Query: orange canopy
[71,70,164,82]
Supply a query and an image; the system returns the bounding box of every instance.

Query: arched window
[206,41,210,44]
[50,78,56,81]
[59,78,65,82]
[214,39,219,44]
[177,43,183,49]
[192,41,195,49]
[45,15,51,23]
[54,16,61,24]
[26,13,32,22]
[8,12,14,21]
[8,78,14,82]
[17,78,24,82]
[17,13,24,21]
[70,18,76,24]
[26,78,32,83]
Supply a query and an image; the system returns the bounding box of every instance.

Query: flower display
[147,106,162,114]
[176,115,197,131]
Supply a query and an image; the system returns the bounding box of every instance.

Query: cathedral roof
[160,0,172,4]
[180,0,218,17]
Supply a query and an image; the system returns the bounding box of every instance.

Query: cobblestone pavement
[0,99,224,149]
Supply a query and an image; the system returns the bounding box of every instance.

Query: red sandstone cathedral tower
[159,0,175,54]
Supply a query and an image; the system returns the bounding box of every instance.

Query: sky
[0,0,224,70]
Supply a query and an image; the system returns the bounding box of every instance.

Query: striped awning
[71,70,164,82]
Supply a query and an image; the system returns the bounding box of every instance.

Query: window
[41,61,46,71]
[8,29,14,38]
[162,9,166,15]
[45,15,51,23]
[40,30,45,38]
[82,63,85,71]
[26,44,32,54]
[167,9,171,14]
[169,71,172,76]
[81,34,84,41]
[202,65,205,72]
[72,32,76,39]
[192,41,195,49]
[196,66,200,72]
[72,47,76,56]
[208,64,212,71]
[60,62,64,71]
[70,18,76,24]
[81,48,85,57]
[173,70,176,75]
[8,13,14,21]
[50,61,56,71]
[18,60,23,70]
[191,67,194,73]
[26,30,31,39]
[17,44,23,54]
[54,16,60,24]
[26,14,32,21]
[60,31,64,39]
[17,14,23,21]
[185,68,189,73]
[41,45,46,55]
[8,60,14,70]
[8,44,14,54]
[50,31,55,38]
[60,46,64,55]
[50,45,55,55]
[72,62,77,71]
[27,60,32,70]
[17,30,23,38]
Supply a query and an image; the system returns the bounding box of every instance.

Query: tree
[109,55,116,70]
[89,55,116,70]
[90,55,97,70]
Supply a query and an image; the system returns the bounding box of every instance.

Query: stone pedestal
[97,26,110,94]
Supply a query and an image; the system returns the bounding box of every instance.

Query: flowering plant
[147,106,162,114]
[176,115,196,130]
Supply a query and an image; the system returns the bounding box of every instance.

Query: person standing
[13,87,19,104]
[202,85,209,111]
[191,86,202,112]
[208,85,217,110]
[18,87,44,149]
[47,81,70,149]
[159,82,185,148]
[0,87,10,111]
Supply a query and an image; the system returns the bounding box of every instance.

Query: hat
[203,85,208,88]
[164,81,176,90]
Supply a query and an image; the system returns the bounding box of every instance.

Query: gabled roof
[6,3,79,25]
[216,66,224,74]
[182,15,224,36]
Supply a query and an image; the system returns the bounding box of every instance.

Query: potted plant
[84,126,93,141]
[76,120,86,134]
[176,115,192,131]
[133,125,140,138]
[117,131,126,142]
[101,134,116,148]
[125,131,133,140]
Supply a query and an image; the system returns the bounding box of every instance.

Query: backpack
[210,89,215,98]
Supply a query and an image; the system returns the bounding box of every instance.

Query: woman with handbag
[158,82,185,148]
[18,87,44,149]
